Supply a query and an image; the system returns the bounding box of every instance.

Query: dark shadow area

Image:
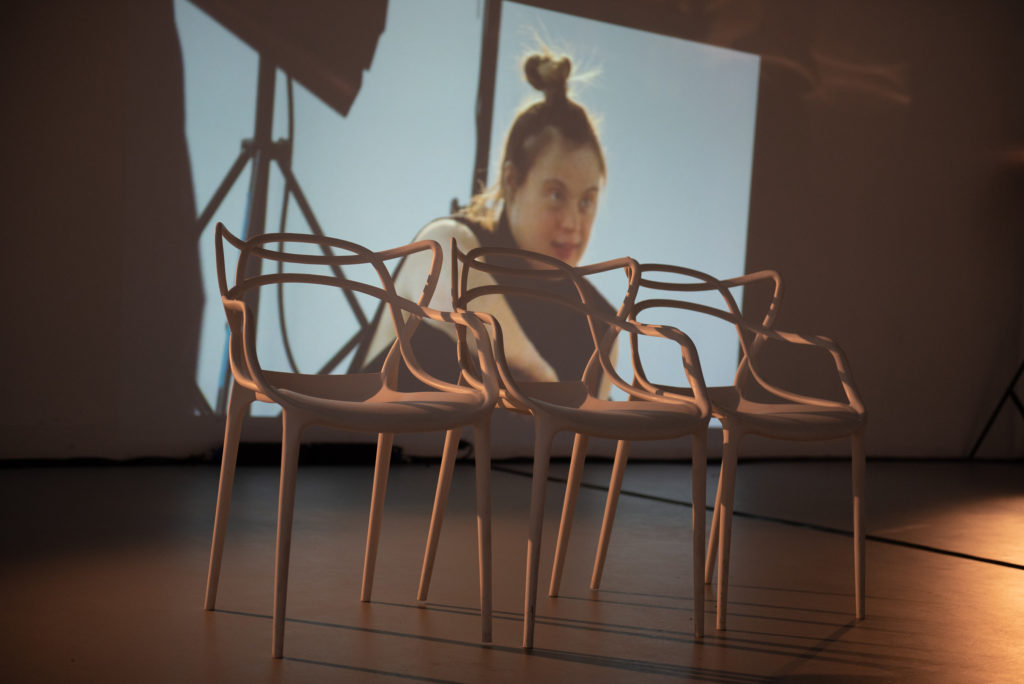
[219,607,764,683]
[3,1,202,457]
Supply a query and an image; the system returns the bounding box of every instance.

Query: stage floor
[1,456,1021,683]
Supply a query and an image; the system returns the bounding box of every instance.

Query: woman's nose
[558,207,581,234]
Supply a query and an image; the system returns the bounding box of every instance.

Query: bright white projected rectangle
[494,3,760,393]
[177,0,483,416]
[177,0,760,423]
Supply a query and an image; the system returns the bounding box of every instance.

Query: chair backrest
[633,263,862,412]
[214,223,491,405]
[449,242,710,413]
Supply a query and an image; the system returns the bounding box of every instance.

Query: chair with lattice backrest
[549,262,867,630]
[204,223,499,658]
[416,242,712,648]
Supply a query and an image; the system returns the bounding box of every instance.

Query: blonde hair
[463,50,606,229]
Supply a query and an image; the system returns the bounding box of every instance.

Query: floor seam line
[490,464,1024,571]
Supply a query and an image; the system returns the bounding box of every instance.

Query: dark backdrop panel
[2,0,203,456]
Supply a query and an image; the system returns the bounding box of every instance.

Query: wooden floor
[1,454,1021,683]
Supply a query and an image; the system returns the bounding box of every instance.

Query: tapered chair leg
[204,382,253,611]
[691,430,707,639]
[591,439,630,591]
[705,458,725,585]
[549,433,589,597]
[361,432,395,602]
[715,430,740,631]
[272,412,303,659]
[472,421,493,642]
[418,427,462,601]
[851,430,866,620]
[523,423,555,649]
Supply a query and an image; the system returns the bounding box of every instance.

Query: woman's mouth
[551,242,579,262]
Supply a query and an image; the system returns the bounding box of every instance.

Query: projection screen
[176,0,760,455]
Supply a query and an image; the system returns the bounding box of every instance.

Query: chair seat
[510,381,706,441]
[269,372,492,434]
[708,386,865,440]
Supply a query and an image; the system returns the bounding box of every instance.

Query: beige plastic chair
[203,223,499,658]
[417,243,712,648]
[551,263,867,630]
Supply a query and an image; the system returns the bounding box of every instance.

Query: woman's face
[504,134,603,266]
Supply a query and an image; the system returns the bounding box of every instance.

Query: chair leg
[204,382,252,611]
[361,432,395,602]
[523,422,555,650]
[472,421,493,643]
[716,430,739,631]
[851,430,866,620]
[549,433,589,597]
[705,458,725,585]
[691,430,707,640]
[591,439,630,591]
[417,427,462,602]
[272,412,303,659]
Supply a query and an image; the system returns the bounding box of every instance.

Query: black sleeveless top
[361,213,618,390]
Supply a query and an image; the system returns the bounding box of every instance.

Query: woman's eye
[547,189,564,203]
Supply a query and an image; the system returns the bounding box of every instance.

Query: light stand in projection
[196,56,371,414]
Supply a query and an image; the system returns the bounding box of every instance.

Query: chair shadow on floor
[211,591,929,681]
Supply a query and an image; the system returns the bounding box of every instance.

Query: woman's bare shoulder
[413,217,482,248]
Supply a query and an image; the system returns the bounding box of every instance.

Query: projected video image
[176,0,760,416]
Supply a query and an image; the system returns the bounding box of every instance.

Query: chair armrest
[225,297,286,406]
[449,308,530,410]
[230,291,499,410]
[617,320,712,418]
[470,297,711,419]
[746,328,866,414]
[633,263,862,415]
[410,305,501,404]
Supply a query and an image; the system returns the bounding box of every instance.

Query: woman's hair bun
[524,53,571,101]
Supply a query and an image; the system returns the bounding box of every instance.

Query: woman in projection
[360,50,617,390]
